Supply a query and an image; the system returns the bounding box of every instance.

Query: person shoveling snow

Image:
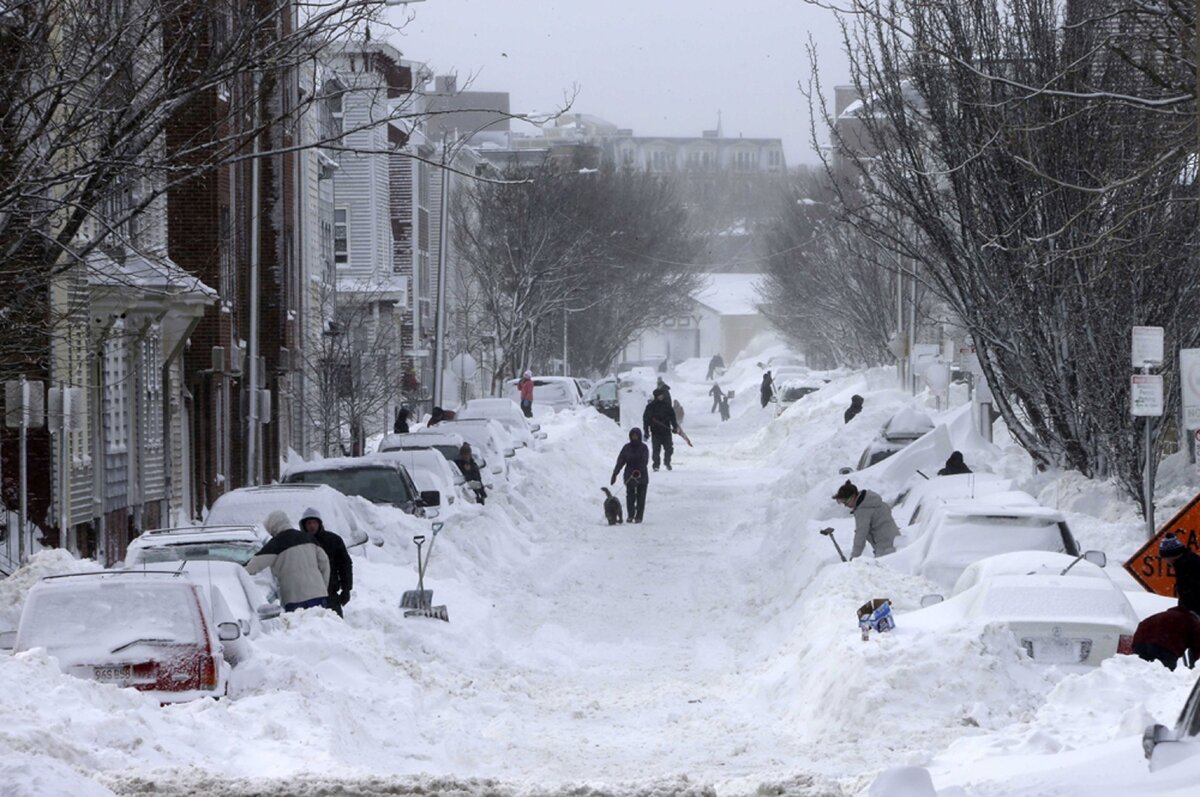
[832,480,899,559]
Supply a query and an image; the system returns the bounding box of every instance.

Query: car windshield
[401,444,461,461]
[287,467,411,505]
[594,383,618,402]
[21,581,201,652]
[137,543,257,565]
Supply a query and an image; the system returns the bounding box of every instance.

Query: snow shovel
[403,522,449,622]
[819,527,847,562]
[675,427,694,448]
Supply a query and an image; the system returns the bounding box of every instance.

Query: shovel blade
[399,589,433,610]
[403,605,449,622]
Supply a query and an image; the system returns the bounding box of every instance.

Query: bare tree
[810,0,1200,512]
[453,163,703,382]
[299,280,404,457]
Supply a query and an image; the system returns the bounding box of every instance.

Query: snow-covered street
[4,353,1200,796]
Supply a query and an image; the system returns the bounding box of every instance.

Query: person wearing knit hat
[832,479,899,559]
[1160,533,1200,615]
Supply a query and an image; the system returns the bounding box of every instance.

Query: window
[218,207,234,305]
[333,208,348,266]
[329,91,344,135]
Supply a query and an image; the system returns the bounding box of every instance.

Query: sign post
[5,376,44,565]
[1132,326,1165,538]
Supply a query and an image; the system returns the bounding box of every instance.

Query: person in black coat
[301,507,353,617]
[1160,533,1200,615]
[844,395,864,424]
[393,405,410,434]
[611,427,650,522]
[938,450,972,476]
[706,354,725,381]
[642,389,679,471]
[709,383,724,413]
[760,371,774,408]
[456,443,487,505]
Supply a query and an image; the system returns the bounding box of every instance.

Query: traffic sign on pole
[1131,374,1164,417]
[1182,348,1200,430]
[1132,326,1164,368]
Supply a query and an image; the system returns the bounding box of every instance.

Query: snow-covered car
[857,408,935,470]
[776,378,825,413]
[456,398,546,448]
[124,524,276,605]
[436,419,516,480]
[884,493,1081,588]
[9,571,240,701]
[124,524,267,568]
[370,449,468,508]
[1144,672,1200,770]
[380,430,500,487]
[891,472,1015,529]
[911,551,1136,666]
[504,376,584,412]
[176,560,279,660]
[584,377,620,422]
[281,456,431,518]
[205,483,370,547]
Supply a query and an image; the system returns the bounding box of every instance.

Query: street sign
[1124,491,1200,595]
[1131,374,1164,417]
[959,344,981,375]
[1182,348,1200,430]
[1132,326,1164,368]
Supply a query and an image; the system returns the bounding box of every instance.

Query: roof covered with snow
[693,273,765,317]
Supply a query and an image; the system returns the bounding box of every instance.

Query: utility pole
[431,137,450,409]
[246,74,262,485]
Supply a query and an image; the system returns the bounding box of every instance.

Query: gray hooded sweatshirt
[246,512,331,606]
[850,489,900,559]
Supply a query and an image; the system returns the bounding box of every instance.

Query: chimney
[835,85,859,116]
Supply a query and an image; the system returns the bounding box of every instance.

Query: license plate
[94,665,132,682]
[1029,638,1083,663]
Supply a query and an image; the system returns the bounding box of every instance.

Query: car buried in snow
[377,430,501,487]
[280,457,435,520]
[6,570,241,702]
[456,397,547,448]
[368,448,471,509]
[1144,672,1200,770]
[205,483,372,547]
[504,375,585,412]
[910,551,1137,667]
[435,418,517,480]
[883,491,1081,589]
[857,408,936,470]
[891,472,1015,530]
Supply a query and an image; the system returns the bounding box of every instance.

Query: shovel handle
[413,535,426,545]
[819,527,835,536]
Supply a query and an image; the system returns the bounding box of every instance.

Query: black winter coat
[1174,549,1200,614]
[643,400,678,438]
[313,527,353,596]
[612,441,650,485]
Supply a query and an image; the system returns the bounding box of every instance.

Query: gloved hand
[339,589,351,605]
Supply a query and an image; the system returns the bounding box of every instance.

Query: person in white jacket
[246,510,331,611]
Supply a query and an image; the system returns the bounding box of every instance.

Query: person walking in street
[456,443,487,505]
[718,392,731,422]
[844,395,864,424]
[393,404,410,434]
[610,427,650,523]
[706,353,725,381]
[300,507,353,617]
[1160,533,1200,615]
[656,376,672,405]
[709,383,724,413]
[832,480,900,559]
[246,511,330,612]
[938,451,972,476]
[518,370,535,418]
[760,371,774,408]
[643,388,679,471]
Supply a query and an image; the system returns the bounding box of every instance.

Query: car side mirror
[919,594,944,608]
[257,603,282,621]
[371,536,385,548]
[1143,723,1174,759]
[838,466,853,475]
[0,629,16,651]
[1083,550,1107,568]
[420,490,442,507]
[217,621,242,641]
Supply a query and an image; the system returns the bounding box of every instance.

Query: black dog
[601,487,623,525]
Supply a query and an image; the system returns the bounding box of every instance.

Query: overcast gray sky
[391,1,848,165]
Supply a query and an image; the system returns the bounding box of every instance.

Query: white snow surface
[2,349,1199,797]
